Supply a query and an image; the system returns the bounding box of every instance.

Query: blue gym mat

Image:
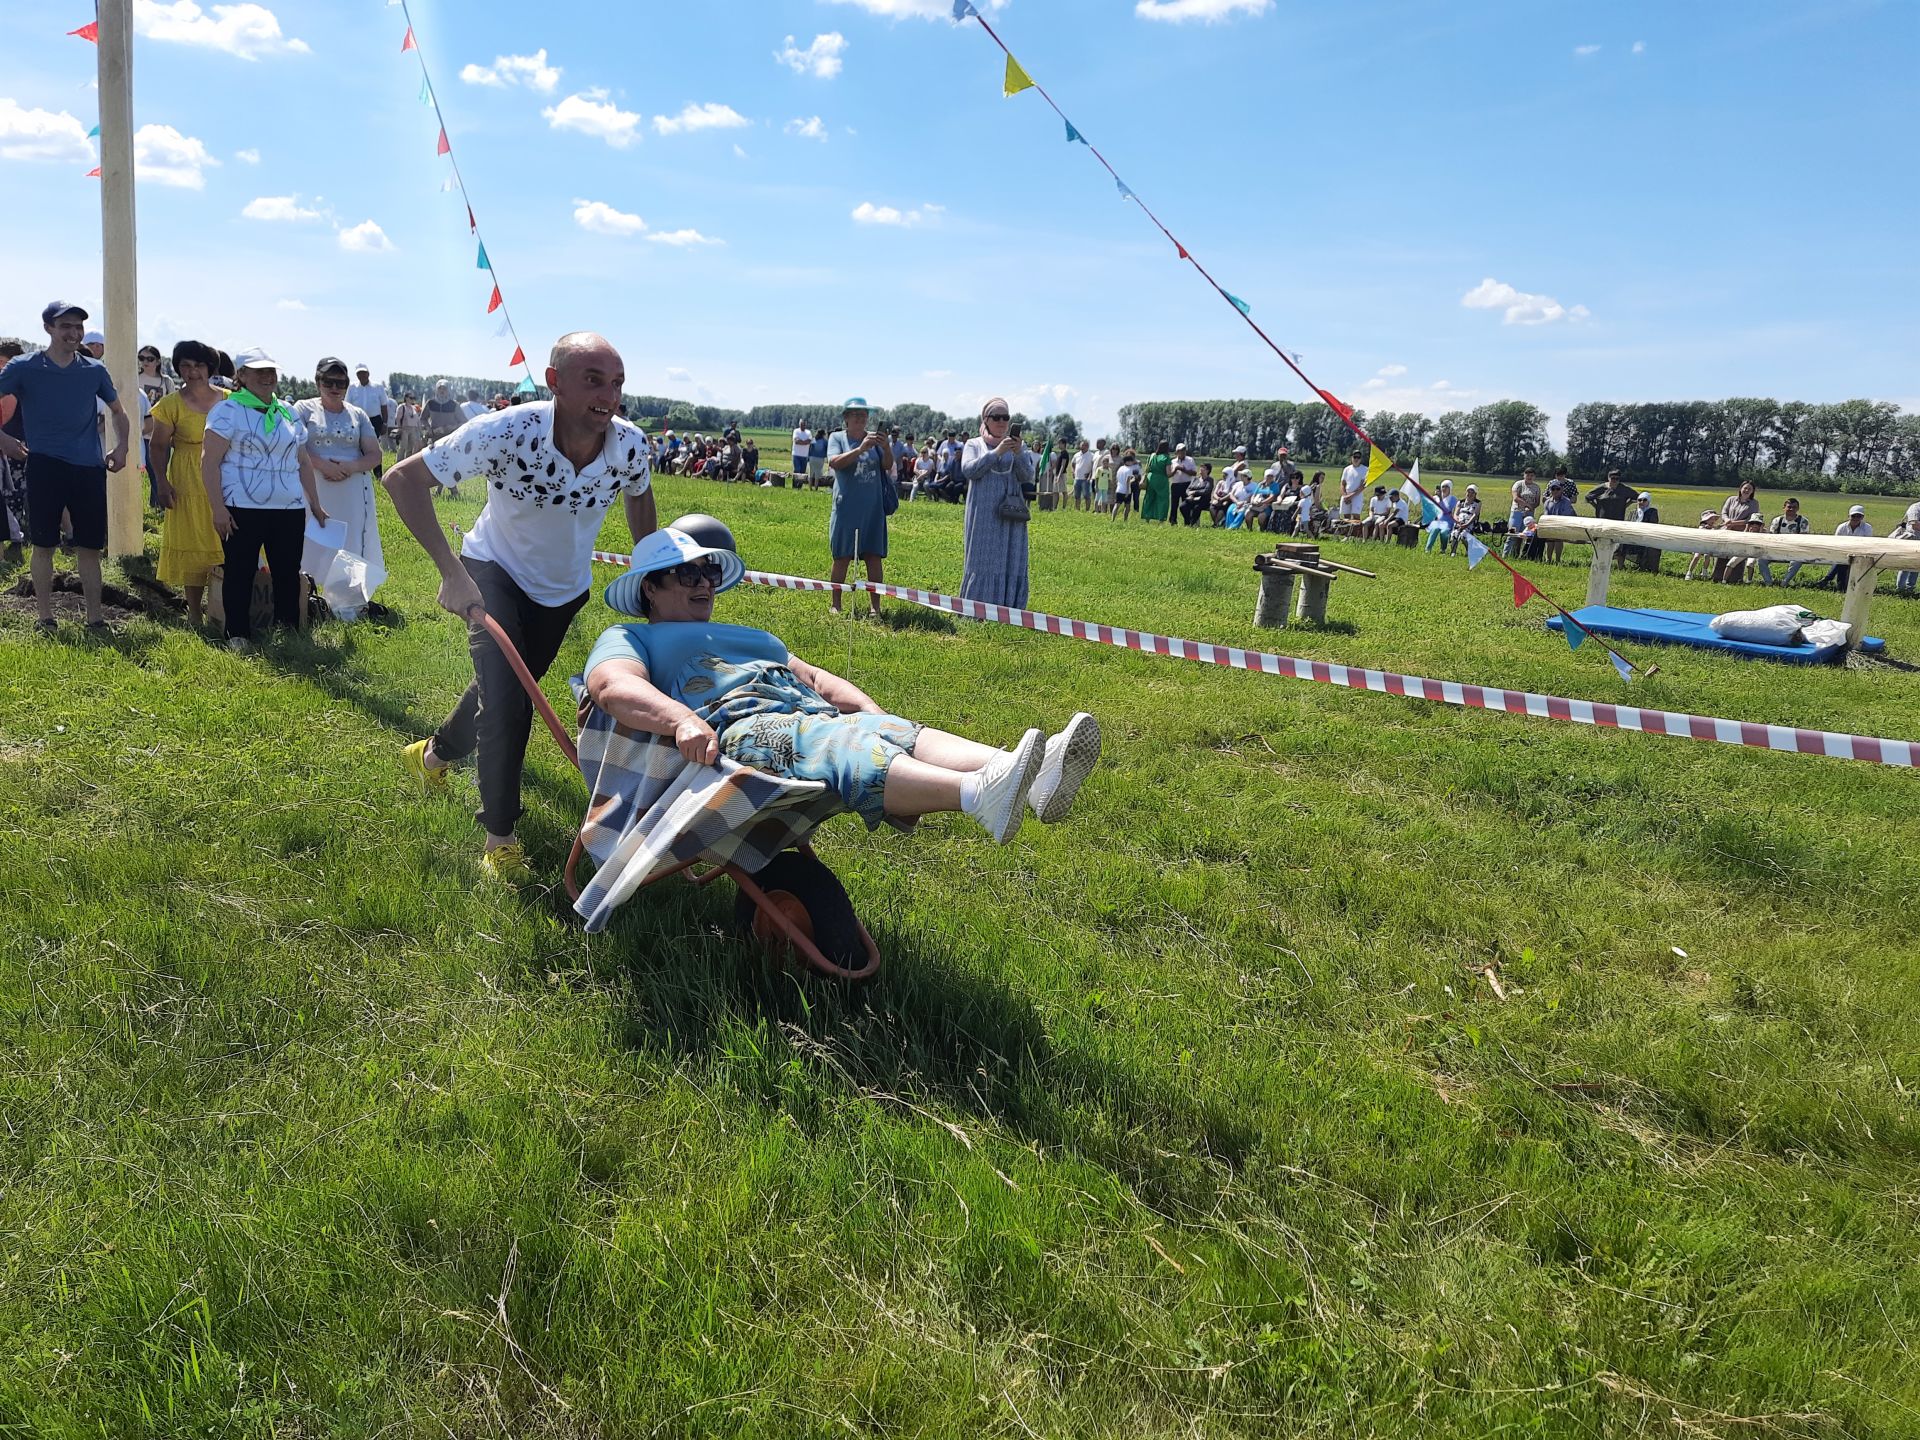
[1545,606,1886,663]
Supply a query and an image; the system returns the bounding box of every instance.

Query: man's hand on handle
[438,567,485,622]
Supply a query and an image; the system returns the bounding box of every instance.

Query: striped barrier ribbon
[588,551,1917,769]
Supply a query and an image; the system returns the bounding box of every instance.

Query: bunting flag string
[395,0,539,394]
[947,7,1641,680]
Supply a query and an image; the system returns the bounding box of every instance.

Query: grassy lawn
[3,474,1918,1437]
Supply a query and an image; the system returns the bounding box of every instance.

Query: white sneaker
[969,728,1044,844]
[1027,712,1101,823]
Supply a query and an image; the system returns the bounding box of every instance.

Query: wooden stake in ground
[98,0,142,559]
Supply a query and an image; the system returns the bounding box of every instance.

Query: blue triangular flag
[419,76,432,106]
[1115,176,1134,200]
[1610,652,1634,681]
[476,241,489,270]
[1065,119,1084,144]
[951,0,978,16]
[1564,623,1585,651]
[1465,533,1488,569]
[494,317,512,338]
[515,374,537,394]
[1225,291,1251,317]
[86,123,100,138]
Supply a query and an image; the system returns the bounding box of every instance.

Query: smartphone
[1009,422,1024,439]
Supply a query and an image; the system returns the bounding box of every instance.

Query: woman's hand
[211,502,236,539]
[308,501,330,527]
[154,478,175,510]
[995,435,1020,456]
[673,714,719,766]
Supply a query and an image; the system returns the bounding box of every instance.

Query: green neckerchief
[229,386,295,437]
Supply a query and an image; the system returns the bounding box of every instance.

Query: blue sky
[3,0,1914,441]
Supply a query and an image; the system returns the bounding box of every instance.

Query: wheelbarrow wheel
[734,850,864,970]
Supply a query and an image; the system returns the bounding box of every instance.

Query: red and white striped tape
[589,551,1917,769]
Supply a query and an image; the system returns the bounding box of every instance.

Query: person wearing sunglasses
[295,357,386,620]
[960,398,1036,607]
[586,525,1102,846]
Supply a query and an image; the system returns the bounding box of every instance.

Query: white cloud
[1376,363,1407,378]
[776,33,847,78]
[338,220,394,253]
[851,200,941,227]
[1573,43,1602,56]
[1350,374,1481,414]
[242,194,323,222]
[131,0,309,59]
[572,198,647,236]
[786,116,828,142]
[1632,40,1646,54]
[459,49,561,93]
[135,124,218,189]
[1461,277,1589,326]
[542,92,642,148]
[645,229,723,247]
[0,100,94,163]
[275,298,307,311]
[664,366,694,383]
[821,0,995,15]
[652,102,751,137]
[235,147,260,164]
[1135,0,1271,21]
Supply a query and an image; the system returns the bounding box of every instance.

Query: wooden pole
[1840,563,1878,650]
[1585,538,1616,607]
[98,0,141,559]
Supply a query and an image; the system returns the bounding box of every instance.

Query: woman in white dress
[295,356,386,619]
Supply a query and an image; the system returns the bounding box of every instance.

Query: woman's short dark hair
[171,339,219,373]
[214,350,235,379]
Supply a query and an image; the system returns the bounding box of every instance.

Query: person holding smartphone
[826,397,894,619]
[960,397,1036,608]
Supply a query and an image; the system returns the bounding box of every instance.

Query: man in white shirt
[1813,505,1874,592]
[1170,443,1200,525]
[1070,439,1096,512]
[347,364,392,477]
[1365,486,1393,540]
[385,332,657,882]
[460,389,488,423]
[1337,449,1368,532]
[791,421,811,480]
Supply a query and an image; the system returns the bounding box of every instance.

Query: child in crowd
[1110,450,1137,521]
[1684,512,1724,580]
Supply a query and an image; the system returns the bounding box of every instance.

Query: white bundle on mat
[1708,605,1848,647]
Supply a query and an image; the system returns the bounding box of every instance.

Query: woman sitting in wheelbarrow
[583,524,1101,845]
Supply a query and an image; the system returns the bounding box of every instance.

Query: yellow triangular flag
[1004,53,1035,98]
[1366,444,1393,487]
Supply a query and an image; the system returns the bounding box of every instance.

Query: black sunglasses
[662,560,724,587]
[319,378,349,389]
[984,412,1010,422]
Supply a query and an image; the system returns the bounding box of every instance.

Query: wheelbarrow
[480,613,882,981]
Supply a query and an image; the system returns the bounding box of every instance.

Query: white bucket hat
[604,526,745,617]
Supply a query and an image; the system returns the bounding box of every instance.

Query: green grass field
[4,474,1919,1436]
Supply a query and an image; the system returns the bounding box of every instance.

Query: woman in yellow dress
[149,340,225,626]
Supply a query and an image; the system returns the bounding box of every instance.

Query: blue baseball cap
[42,300,88,324]
[841,396,869,412]
[604,526,745,618]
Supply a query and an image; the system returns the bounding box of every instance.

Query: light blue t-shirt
[585,621,791,711]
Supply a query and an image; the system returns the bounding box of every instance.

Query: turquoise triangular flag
[1465,533,1488,569]
[476,241,489,270]
[1610,652,1634,681]
[515,374,537,394]
[1226,292,1251,317]
[86,123,100,138]
[1565,623,1585,651]
[1115,176,1133,200]
[951,0,978,16]
[1065,119,1084,144]
[419,76,431,105]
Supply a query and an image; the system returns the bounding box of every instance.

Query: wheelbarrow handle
[477,612,580,769]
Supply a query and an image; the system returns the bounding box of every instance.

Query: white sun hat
[604,526,745,617]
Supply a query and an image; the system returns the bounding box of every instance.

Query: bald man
[385,332,657,881]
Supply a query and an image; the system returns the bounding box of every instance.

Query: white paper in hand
[305,515,347,550]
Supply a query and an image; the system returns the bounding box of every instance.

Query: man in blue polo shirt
[0,301,132,630]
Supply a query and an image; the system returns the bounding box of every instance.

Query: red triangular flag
[1176,243,1189,260]
[85,166,101,178]
[400,26,415,52]
[508,346,524,367]
[486,285,503,314]
[436,127,450,156]
[1512,573,1538,608]
[68,21,98,41]
[467,205,476,232]
[1316,388,1353,421]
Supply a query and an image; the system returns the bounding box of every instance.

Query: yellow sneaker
[403,738,448,793]
[480,841,531,885]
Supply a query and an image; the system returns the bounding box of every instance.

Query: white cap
[82,330,105,346]
[354,362,371,372]
[1232,445,1247,455]
[1849,504,1866,515]
[232,345,281,371]
[1638,492,1652,501]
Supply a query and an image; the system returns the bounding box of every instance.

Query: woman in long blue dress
[960,398,1036,608]
[826,397,895,618]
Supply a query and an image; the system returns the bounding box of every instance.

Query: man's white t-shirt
[1339,463,1367,513]
[1368,494,1391,518]
[1835,519,1875,537]
[1393,497,1410,522]
[1072,448,1096,483]
[348,382,390,425]
[1172,455,1198,485]
[1113,463,1136,496]
[460,400,488,422]
[792,426,810,458]
[421,402,651,606]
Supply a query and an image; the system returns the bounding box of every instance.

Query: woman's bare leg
[862,553,883,617]
[881,754,966,818]
[829,556,850,613]
[185,584,205,626]
[912,726,1002,773]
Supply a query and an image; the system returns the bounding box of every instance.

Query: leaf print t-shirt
[583,621,839,734]
[421,401,652,606]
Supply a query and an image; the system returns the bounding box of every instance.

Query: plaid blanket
[569,678,846,933]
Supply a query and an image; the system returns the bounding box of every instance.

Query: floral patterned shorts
[720,711,922,829]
